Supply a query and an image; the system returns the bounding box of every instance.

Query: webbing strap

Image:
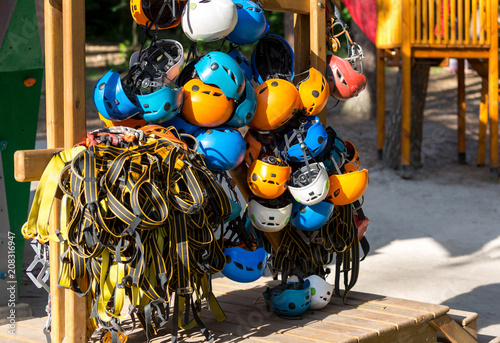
[22,146,86,242]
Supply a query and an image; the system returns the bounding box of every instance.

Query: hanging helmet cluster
[94,39,184,124]
[245,108,368,235]
[24,1,373,339]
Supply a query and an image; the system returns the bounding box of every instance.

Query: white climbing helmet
[181,0,238,43]
[289,274,334,310]
[247,197,292,232]
[288,162,329,205]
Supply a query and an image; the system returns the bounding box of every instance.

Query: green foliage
[86,0,132,41]
[85,2,287,68]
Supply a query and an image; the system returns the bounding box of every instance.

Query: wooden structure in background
[13,0,482,342]
[376,0,498,178]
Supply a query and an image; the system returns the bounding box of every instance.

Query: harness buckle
[176,287,194,295]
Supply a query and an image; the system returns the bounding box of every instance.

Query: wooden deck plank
[306,310,396,336]
[345,291,449,317]
[212,279,440,334]
[206,297,358,343]
[199,312,356,343]
[217,297,378,341]
[359,321,437,343]
[329,295,440,324]
[321,304,417,330]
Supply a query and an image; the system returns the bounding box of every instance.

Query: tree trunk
[383,63,431,170]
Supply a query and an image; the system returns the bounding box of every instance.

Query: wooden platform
[0,277,481,343]
[118,278,478,343]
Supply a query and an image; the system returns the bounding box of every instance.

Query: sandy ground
[17,58,500,342]
[326,68,500,341]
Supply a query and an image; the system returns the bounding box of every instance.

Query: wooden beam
[309,0,326,124]
[376,49,386,159]
[487,0,498,177]
[477,76,488,166]
[62,0,87,342]
[430,315,478,343]
[14,148,63,182]
[400,0,412,175]
[294,13,310,78]
[260,0,310,14]
[44,1,65,342]
[413,49,490,59]
[457,59,466,164]
[63,0,87,149]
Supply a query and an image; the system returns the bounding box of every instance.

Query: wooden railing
[376,0,494,48]
[411,0,491,46]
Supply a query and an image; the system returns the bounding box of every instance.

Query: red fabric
[354,214,369,240]
[342,0,377,45]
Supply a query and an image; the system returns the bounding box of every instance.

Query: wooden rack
[14,0,330,341]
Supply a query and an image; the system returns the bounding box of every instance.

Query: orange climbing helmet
[181,79,235,127]
[247,156,291,199]
[249,79,302,131]
[297,67,330,116]
[326,169,368,205]
[343,140,361,172]
[130,0,184,30]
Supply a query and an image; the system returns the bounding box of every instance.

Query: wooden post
[309,0,326,124]
[477,76,488,167]
[487,0,498,179]
[457,59,466,164]
[400,0,413,177]
[62,0,87,342]
[44,0,65,341]
[376,49,386,160]
[293,13,310,79]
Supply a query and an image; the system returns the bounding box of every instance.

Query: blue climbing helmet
[282,116,328,163]
[160,115,201,134]
[134,86,183,123]
[251,34,295,84]
[263,278,311,317]
[226,0,269,46]
[94,70,141,120]
[193,126,246,170]
[227,47,254,81]
[195,51,246,100]
[222,244,268,283]
[225,80,257,128]
[290,199,335,231]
